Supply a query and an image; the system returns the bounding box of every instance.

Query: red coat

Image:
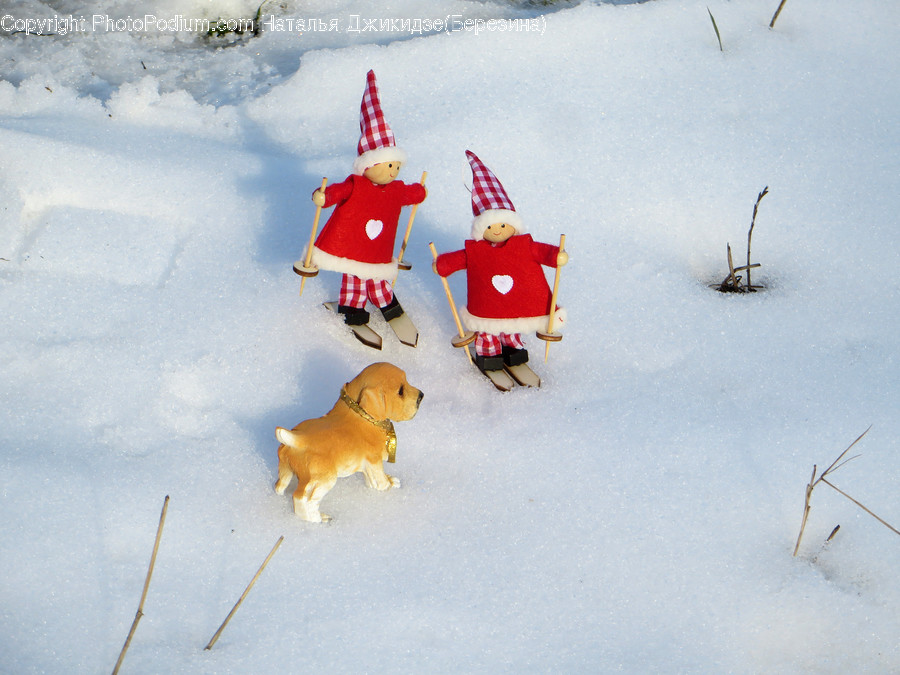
[436,234,565,334]
[310,175,426,281]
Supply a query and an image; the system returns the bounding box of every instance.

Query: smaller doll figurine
[301,70,426,347]
[434,150,567,383]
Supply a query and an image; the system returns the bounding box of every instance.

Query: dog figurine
[274,362,424,522]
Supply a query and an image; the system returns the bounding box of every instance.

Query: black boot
[475,354,505,371]
[379,296,404,322]
[502,346,529,366]
[338,305,370,325]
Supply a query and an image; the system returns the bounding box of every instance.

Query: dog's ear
[357,385,388,420]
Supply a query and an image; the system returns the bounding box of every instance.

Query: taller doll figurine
[434,151,567,375]
[301,70,427,341]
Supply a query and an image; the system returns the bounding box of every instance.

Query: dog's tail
[275,427,294,447]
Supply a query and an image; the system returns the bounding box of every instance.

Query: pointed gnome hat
[466,150,525,240]
[352,70,408,176]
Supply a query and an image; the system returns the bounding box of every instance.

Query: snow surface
[1,0,899,672]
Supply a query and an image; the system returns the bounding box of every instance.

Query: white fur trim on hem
[471,209,525,240]
[352,146,408,176]
[308,246,398,282]
[460,306,566,334]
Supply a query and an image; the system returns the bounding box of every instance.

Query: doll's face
[364,161,401,185]
[483,222,517,243]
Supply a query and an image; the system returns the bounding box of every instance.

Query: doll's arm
[434,249,467,277]
[400,181,427,206]
[312,177,353,208]
[531,240,567,268]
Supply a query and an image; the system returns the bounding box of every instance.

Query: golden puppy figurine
[275,362,424,522]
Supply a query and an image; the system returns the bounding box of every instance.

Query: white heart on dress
[365,219,384,240]
[492,274,514,295]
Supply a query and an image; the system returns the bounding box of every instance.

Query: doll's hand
[557,250,569,266]
[312,190,326,207]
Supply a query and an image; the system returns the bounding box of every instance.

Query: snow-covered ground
[1,0,898,672]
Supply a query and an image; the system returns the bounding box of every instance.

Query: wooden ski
[504,363,541,388]
[323,302,382,350]
[385,312,419,347]
[478,366,517,392]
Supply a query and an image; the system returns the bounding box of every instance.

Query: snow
[1,0,898,672]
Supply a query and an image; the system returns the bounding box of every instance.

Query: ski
[478,365,517,392]
[323,302,382,350]
[385,311,418,347]
[504,362,541,388]
[474,363,540,391]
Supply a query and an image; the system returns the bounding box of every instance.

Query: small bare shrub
[714,186,768,293]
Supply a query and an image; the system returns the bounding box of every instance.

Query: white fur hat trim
[352,146,408,176]
[470,209,526,241]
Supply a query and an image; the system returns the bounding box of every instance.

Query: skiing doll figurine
[433,150,567,389]
[296,70,427,348]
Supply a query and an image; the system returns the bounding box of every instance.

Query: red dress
[311,175,426,282]
[435,234,564,335]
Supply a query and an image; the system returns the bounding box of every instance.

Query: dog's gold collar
[340,387,397,463]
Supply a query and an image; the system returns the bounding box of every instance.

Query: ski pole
[539,233,566,363]
[429,242,474,363]
[396,171,427,273]
[296,177,328,296]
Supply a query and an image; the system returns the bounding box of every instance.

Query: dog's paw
[320,513,333,523]
[388,475,400,489]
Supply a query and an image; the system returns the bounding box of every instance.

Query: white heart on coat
[365,219,384,240]
[491,274,514,295]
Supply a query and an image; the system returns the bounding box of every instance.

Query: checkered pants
[475,332,525,357]
[339,274,394,309]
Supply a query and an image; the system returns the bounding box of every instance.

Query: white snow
[2,0,899,672]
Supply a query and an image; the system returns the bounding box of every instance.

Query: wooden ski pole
[396,171,427,273]
[112,495,170,675]
[297,177,328,296]
[204,535,284,651]
[541,234,566,363]
[429,242,474,363]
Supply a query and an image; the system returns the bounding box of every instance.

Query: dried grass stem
[204,535,284,650]
[793,427,900,556]
[112,495,170,675]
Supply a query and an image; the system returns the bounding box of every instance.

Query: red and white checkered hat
[352,70,407,176]
[466,150,525,240]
